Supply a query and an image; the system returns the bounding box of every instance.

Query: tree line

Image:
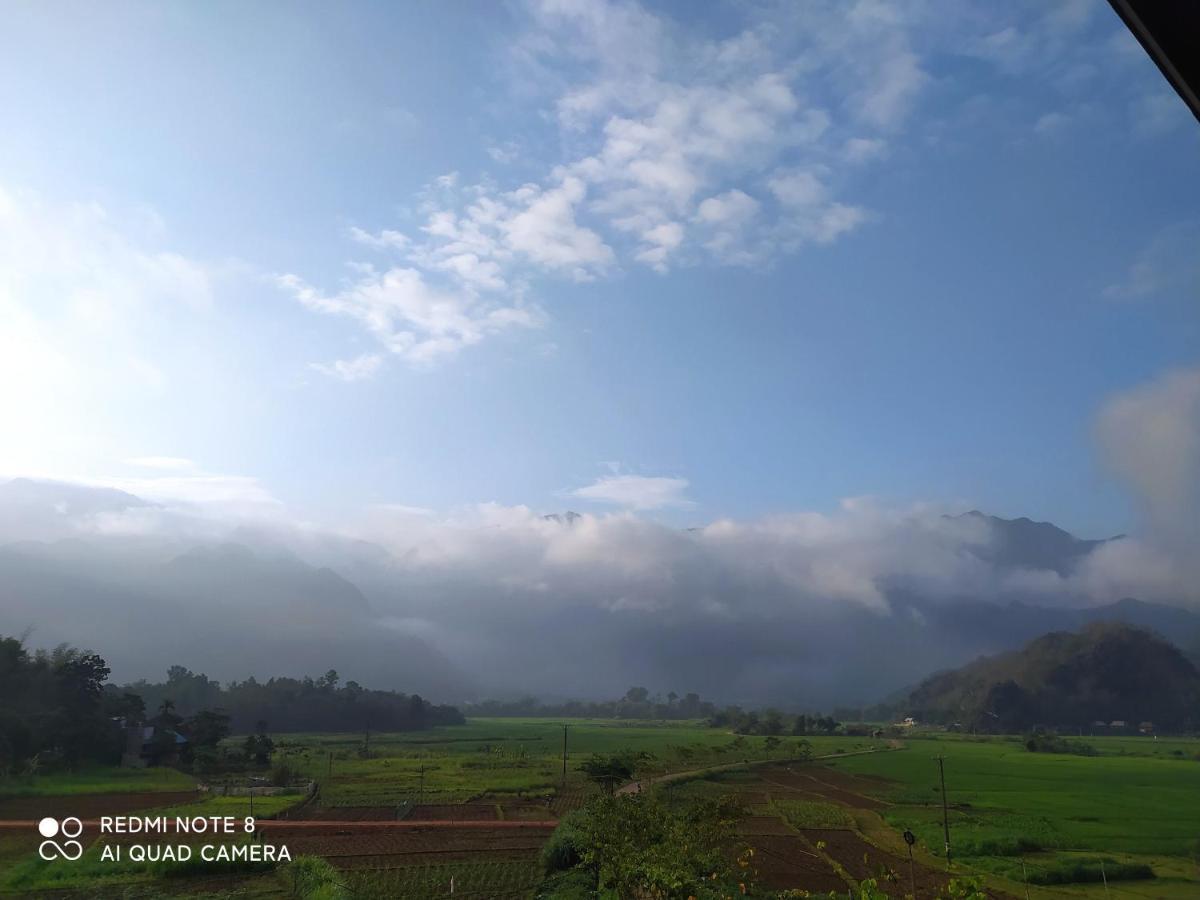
[0,634,463,775]
[465,686,718,720]
[124,665,464,734]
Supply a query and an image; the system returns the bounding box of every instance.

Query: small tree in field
[580,752,636,795]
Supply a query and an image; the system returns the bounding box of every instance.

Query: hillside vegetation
[903,623,1200,732]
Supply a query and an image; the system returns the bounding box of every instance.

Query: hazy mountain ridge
[1,478,1196,706]
[951,510,1122,575]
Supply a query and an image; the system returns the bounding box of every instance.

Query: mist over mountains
[1,477,1197,708]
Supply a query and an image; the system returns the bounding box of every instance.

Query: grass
[1,838,276,892]
[265,719,855,805]
[141,790,307,820]
[344,859,542,898]
[830,735,1200,856]
[6,723,1199,897]
[0,765,195,798]
[772,797,856,829]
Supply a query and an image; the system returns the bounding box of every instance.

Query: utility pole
[935,755,951,868]
[902,829,916,898]
[561,724,569,788]
[419,765,425,806]
[327,751,333,781]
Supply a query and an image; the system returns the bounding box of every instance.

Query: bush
[534,868,598,899]
[270,760,297,787]
[1023,733,1097,756]
[1025,858,1153,885]
[956,835,1042,856]
[541,809,589,873]
[286,855,350,899]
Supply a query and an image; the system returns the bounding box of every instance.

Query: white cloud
[843,137,887,163]
[501,176,614,276]
[768,169,829,207]
[486,141,521,164]
[349,226,410,251]
[768,167,868,245]
[1096,368,1200,550]
[276,267,542,366]
[1103,223,1200,301]
[1033,111,1069,136]
[98,474,280,510]
[1131,90,1189,138]
[1091,367,1200,605]
[309,353,384,382]
[124,456,197,471]
[570,473,695,511]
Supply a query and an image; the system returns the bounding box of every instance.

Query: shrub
[270,760,296,787]
[1025,858,1153,885]
[286,855,350,899]
[534,868,598,899]
[1023,733,1097,756]
[541,809,589,873]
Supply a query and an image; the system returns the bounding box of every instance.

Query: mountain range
[1,477,1196,707]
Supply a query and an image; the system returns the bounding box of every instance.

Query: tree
[623,686,649,704]
[153,699,183,730]
[104,692,146,724]
[580,752,636,795]
[185,709,231,749]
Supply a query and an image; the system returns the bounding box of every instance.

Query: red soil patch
[801,828,964,896]
[755,765,889,810]
[745,833,847,893]
[283,805,398,821]
[408,803,497,821]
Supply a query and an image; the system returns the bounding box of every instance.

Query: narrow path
[617,746,893,795]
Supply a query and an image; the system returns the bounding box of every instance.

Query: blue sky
[1,0,1197,539]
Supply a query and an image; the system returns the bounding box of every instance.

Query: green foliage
[0,635,123,772]
[938,876,988,899]
[1022,732,1097,756]
[467,688,718,720]
[542,808,590,872]
[579,751,638,794]
[2,839,275,891]
[285,855,349,899]
[904,623,1200,732]
[773,798,855,829]
[567,793,751,899]
[1021,857,1153,885]
[185,708,231,748]
[535,867,598,899]
[123,665,465,733]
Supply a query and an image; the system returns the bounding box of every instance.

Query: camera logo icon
[37,816,83,861]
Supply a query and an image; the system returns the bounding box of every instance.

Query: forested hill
[900,623,1200,733]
